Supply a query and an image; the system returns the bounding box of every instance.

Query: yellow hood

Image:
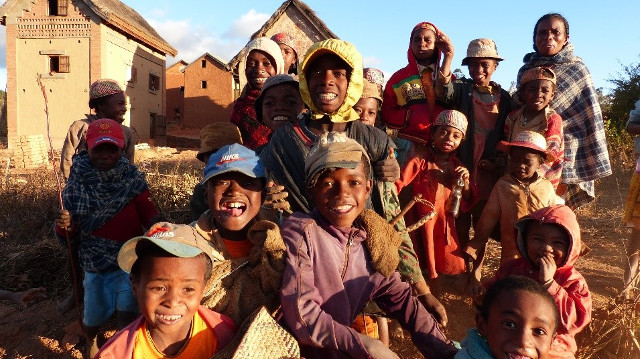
[298,39,363,123]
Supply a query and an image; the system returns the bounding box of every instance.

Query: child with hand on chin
[472,206,591,358]
[280,132,457,359]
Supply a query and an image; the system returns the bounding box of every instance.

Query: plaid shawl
[518,44,611,185]
[63,153,148,272]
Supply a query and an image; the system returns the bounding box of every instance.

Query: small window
[179,86,185,93]
[201,59,206,68]
[49,55,70,73]
[128,66,137,83]
[149,73,159,91]
[48,0,68,16]
[201,81,207,89]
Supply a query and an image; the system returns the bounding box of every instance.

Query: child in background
[477,206,591,358]
[280,132,457,359]
[254,74,305,138]
[354,67,385,126]
[435,38,515,257]
[505,66,564,189]
[382,22,452,145]
[55,119,160,356]
[466,131,558,285]
[622,99,640,300]
[61,79,135,180]
[456,275,559,359]
[396,110,471,295]
[0,288,47,309]
[96,222,236,358]
[189,122,243,221]
[230,37,285,150]
[271,32,299,76]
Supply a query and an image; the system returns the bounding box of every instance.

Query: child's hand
[8,288,47,309]
[262,181,291,213]
[539,253,557,285]
[436,31,454,58]
[357,333,399,359]
[374,147,400,182]
[467,277,486,298]
[464,240,485,260]
[454,166,470,187]
[55,209,72,230]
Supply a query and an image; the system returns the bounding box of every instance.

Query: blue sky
[0,0,639,94]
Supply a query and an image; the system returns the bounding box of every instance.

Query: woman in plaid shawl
[518,13,611,209]
[55,119,160,356]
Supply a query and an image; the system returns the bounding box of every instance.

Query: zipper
[340,231,355,280]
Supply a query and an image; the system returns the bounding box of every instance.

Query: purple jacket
[280,210,456,359]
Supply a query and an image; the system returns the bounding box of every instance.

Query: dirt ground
[0,146,636,358]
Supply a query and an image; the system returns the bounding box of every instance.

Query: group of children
[49,15,597,359]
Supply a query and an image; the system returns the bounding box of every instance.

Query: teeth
[256,78,267,83]
[272,116,289,122]
[157,314,182,321]
[333,205,353,212]
[226,202,244,208]
[318,93,337,101]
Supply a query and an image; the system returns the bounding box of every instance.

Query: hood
[515,205,581,268]
[298,39,363,123]
[239,37,286,90]
[407,22,442,72]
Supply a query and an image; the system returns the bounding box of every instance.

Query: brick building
[166,59,187,123]
[0,0,177,150]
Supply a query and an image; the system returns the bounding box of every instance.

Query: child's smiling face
[431,125,464,154]
[353,97,379,126]
[509,147,543,182]
[522,79,556,113]
[410,28,436,63]
[261,83,304,132]
[479,289,557,359]
[245,50,276,90]
[132,255,208,349]
[310,161,372,228]
[305,54,350,114]
[525,222,570,268]
[466,58,498,87]
[206,172,264,235]
[96,92,127,123]
[278,43,297,73]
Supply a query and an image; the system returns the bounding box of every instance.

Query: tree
[604,58,640,130]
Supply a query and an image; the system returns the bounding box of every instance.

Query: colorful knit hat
[519,66,557,88]
[89,79,123,100]
[461,38,504,66]
[433,110,468,136]
[196,123,243,162]
[305,132,371,187]
[498,130,555,162]
[361,68,384,103]
[271,32,299,57]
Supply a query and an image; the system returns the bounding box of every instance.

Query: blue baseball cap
[201,143,265,184]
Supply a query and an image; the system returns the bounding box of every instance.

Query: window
[201,59,206,68]
[179,86,185,93]
[201,80,207,89]
[149,73,159,91]
[48,0,68,16]
[49,55,69,73]
[128,66,137,84]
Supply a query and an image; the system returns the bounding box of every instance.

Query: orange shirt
[222,238,253,259]
[132,311,218,358]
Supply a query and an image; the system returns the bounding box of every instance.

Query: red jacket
[487,205,591,358]
[382,22,446,145]
[95,306,235,358]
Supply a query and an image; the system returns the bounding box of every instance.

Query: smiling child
[280,132,457,359]
[478,206,592,358]
[95,222,235,358]
[456,275,560,359]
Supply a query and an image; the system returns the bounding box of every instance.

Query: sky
[0,0,639,94]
